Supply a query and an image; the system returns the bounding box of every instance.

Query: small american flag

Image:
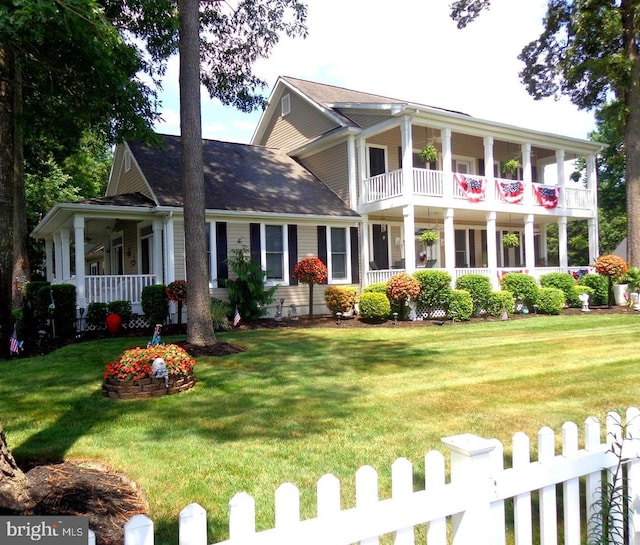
[9,329,20,355]
[233,307,241,327]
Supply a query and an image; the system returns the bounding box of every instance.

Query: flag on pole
[9,329,21,355]
[233,307,241,327]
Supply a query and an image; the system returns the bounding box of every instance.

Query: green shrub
[363,282,387,294]
[577,273,609,306]
[210,298,231,332]
[536,287,565,315]
[413,270,452,315]
[141,284,169,325]
[539,272,575,307]
[486,290,515,318]
[22,280,50,332]
[37,284,76,338]
[222,245,277,321]
[455,274,492,316]
[447,289,473,321]
[107,300,132,325]
[500,273,539,309]
[86,302,108,328]
[324,286,357,315]
[358,292,391,322]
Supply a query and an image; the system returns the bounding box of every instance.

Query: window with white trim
[281,93,291,116]
[263,224,288,283]
[328,227,349,283]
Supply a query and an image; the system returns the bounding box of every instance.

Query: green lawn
[1,314,639,543]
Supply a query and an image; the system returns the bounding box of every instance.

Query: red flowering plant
[166,280,188,302]
[594,254,629,309]
[386,273,421,320]
[104,344,195,382]
[293,257,328,318]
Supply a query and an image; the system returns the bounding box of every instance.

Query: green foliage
[455,274,492,315]
[86,302,108,328]
[363,282,387,294]
[536,287,565,315]
[621,266,640,292]
[358,292,391,322]
[107,300,132,325]
[500,273,539,309]
[577,274,609,306]
[222,245,277,321]
[446,289,473,321]
[539,272,576,306]
[324,286,357,315]
[413,270,452,313]
[37,284,76,338]
[486,290,515,318]
[141,285,168,325]
[573,285,595,307]
[210,298,231,332]
[22,280,50,332]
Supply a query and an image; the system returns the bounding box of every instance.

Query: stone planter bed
[102,374,196,399]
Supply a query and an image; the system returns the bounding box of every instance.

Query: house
[31,76,604,319]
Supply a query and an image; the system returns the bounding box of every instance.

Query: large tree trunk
[0,421,29,514]
[179,0,216,347]
[0,46,15,360]
[623,0,640,267]
[12,56,28,309]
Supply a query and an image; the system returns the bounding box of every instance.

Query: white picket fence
[101,408,640,545]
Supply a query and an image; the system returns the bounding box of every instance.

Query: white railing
[564,186,594,210]
[413,168,444,196]
[363,169,403,203]
[110,409,640,545]
[85,274,156,304]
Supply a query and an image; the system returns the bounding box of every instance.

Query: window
[281,93,291,116]
[327,227,349,283]
[368,146,387,177]
[264,224,287,282]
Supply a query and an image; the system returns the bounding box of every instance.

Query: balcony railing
[85,274,156,304]
[362,168,595,212]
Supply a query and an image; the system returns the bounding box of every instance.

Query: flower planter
[102,374,196,399]
[613,284,628,306]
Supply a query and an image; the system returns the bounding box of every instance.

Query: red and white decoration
[454,173,486,202]
[496,180,524,204]
[534,185,560,208]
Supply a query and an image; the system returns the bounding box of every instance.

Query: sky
[153,0,597,145]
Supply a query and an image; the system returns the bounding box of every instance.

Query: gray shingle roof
[128,134,359,218]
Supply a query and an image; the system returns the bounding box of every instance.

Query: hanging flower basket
[503,233,520,248]
[419,230,439,247]
[418,145,438,163]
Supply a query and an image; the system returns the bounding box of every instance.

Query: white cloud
[156,0,596,143]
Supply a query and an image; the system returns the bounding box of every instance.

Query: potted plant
[503,233,520,248]
[594,254,629,308]
[418,145,438,163]
[419,230,439,247]
[501,159,521,177]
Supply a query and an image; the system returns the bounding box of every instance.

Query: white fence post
[229,492,256,540]
[607,411,624,545]
[275,482,300,530]
[124,514,154,545]
[441,433,495,545]
[425,450,447,545]
[538,426,558,545]
[512,432,532,545]
[356,465,379,545]
[562,422,581,545]
[317,474,341,518]
[391,457,414,545]
[585,415,602,542]
[489,438,506,545]
[179,503,207,545]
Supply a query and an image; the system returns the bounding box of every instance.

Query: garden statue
[578,293,590,312]
[151,357,169,387]
[288,304,299,320]
[275,298,284,321]
[408,299,417,321]
[149,324,163,346]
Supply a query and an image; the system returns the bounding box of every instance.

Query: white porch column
[558,217,568,269]
[403,205,416,274]
[45,238,54,282]
[164,215,175,285]
[524,214,535,271]
[153,219,164,284]
[401,116,414,199]
[358,136,368,206]
[73,216,86,309]
[486,212,498,289]
[54,231,63,280]
[361,219,371,288]
[586,154,600,262]
[556,149,566,208]
[522,143,533,206]
[483,136,494,176]
[444,208,455,272]
[347,134,358,211]
[442,127,453,197]
[60,228,71,281]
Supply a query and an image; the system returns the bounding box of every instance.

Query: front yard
[1,312,639,544]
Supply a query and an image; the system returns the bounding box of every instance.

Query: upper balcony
[360,168,595,217]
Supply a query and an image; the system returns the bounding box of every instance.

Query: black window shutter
[317,226,328,279]
[216,222,228,280]
[478,158,486,176]
[350,227,360,284]
[250,223,261,263]
[288,225,298,285]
